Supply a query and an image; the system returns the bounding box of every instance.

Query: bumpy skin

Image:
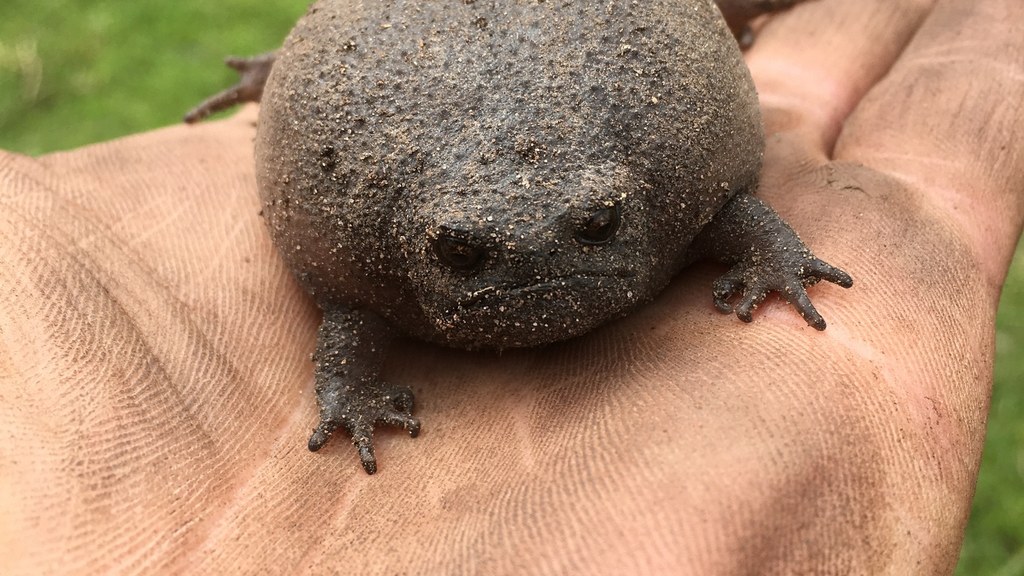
[240,0,849,473]
[259,0,762,347]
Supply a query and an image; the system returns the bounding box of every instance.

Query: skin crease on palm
[0,0,1021,573]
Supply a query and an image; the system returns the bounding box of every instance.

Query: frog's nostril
[434,235,486,270]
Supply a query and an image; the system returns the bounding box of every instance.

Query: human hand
[1,0,1021,573]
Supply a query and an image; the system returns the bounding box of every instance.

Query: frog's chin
[419,274,645,350]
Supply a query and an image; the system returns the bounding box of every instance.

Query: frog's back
[256,0,762,333]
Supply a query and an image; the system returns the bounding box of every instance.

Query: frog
[186,0,850,475]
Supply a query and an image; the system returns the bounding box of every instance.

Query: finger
[834,0,1024,283]
[744,0,936,156]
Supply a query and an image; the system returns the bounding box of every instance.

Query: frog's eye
[577,204,620,245]
[434,234,485,270]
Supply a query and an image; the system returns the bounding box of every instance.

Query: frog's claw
[183,52,276,123]
[308,384,420,475]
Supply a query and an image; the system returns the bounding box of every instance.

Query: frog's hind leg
[183,52,276,123]
[713,0,814,47]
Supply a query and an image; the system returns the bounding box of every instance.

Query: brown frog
[187,0,850,474]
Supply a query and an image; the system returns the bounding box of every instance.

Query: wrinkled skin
[2,0,1023,573]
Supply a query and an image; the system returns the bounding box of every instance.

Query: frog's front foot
[183,52,276,123]
[308,382,420,475]
[689,192,852,330]
[712,250,852,330]
[309,308,420,474]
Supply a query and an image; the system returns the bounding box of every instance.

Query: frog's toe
[308,420,340,452]
[308,416,383,474]
[733,283,770,323]
[311,418,380,474]
[807,258,854,288]
[379,409,421,438]
[779,280,827,331]
[380,386,420,437]
[354,435,378,475]
[712,273,744,314]
[347,408,419,474]
[787,257,852,330]
[712,268,771,320]
[183,52,275,123]
[388,386,416,414]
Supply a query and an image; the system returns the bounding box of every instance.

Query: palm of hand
[1,1,1021,573]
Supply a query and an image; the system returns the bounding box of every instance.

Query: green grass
[958,246,1024,576]
[0,0,307,154]
[1,2,1021,573]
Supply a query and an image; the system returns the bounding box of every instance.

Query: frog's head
[399,163,666,350]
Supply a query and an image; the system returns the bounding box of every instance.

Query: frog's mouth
[421,270,646,350]
[453,271,637,311]
[419,270,643,350]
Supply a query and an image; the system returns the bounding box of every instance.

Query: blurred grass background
[1,1,1020,573]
